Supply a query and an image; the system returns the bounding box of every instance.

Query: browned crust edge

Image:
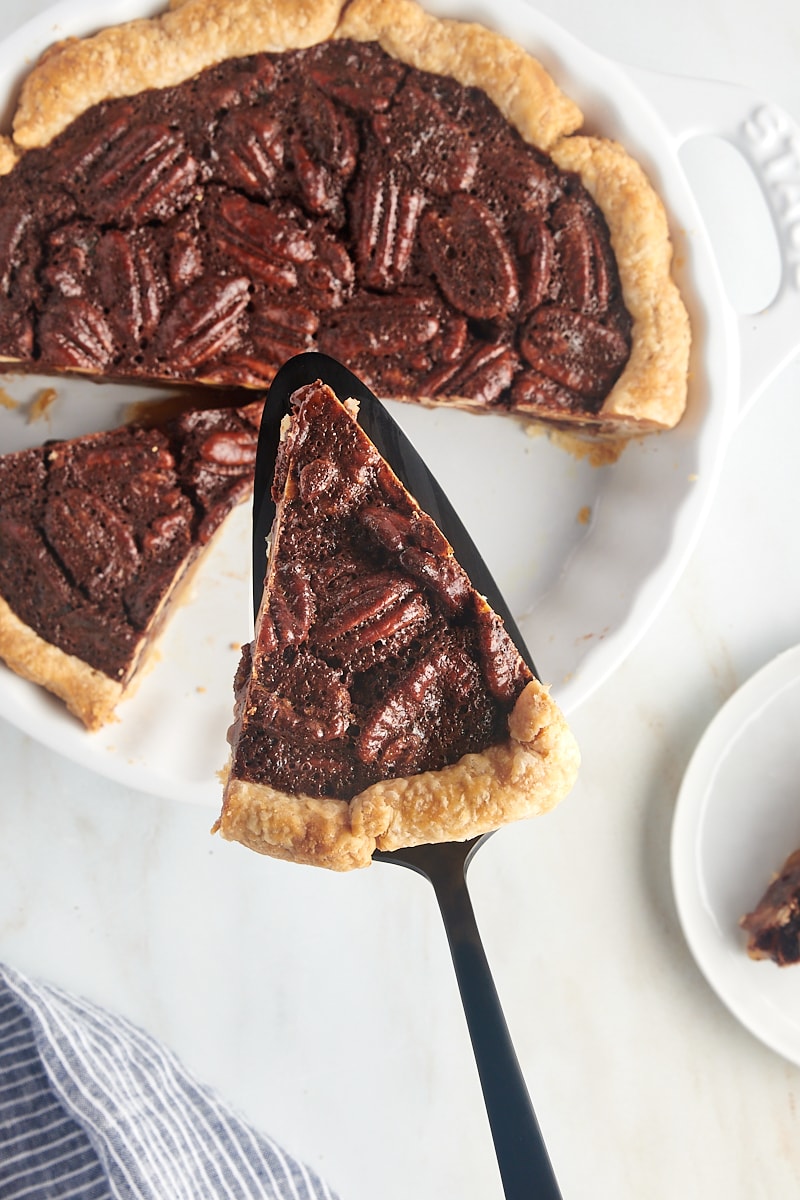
[214,678,581,871]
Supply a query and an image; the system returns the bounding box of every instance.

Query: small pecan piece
[360,505,449,556]
[516,211,554,314]
[474,604,531,704]
[399,546,471,615]
[427,342,519,407]
[0,204,33,295]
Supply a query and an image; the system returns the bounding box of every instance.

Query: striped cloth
[0,963,340,1200]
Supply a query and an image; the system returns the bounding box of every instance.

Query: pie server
[253,351,562,1200]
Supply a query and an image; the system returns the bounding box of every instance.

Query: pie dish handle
[626,65,800,424]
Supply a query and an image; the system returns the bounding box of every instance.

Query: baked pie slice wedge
[215,377,579,871]
[0,397,262,729]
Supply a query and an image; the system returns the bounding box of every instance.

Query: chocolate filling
[0,402,261,679]
[0,40,631,416]
[229,381,532,800]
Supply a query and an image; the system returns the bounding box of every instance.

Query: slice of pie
[0,0,690,451]
[740,848,800,966]
[215,379,580,871]
[0,398,262,729]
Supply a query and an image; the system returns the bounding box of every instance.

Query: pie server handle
[376,836,564,1200]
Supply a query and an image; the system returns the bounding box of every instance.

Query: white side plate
[671,644,800,1065]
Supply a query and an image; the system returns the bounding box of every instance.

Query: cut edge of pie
[0,539,213,729]
[0,0,690,446]
[214,379,580,871]
[217,676,579,870]
[0,399,262,730]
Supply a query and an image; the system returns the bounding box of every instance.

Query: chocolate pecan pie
[741,848,800,966]
[215,380,580,870]
[0,398,261,729]
[0,0,690,449]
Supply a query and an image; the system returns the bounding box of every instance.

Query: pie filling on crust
[0,0,690,449]
[215,379,580,871]
[0,398,262,729]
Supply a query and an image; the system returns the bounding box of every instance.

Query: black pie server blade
[253,352,562,1200]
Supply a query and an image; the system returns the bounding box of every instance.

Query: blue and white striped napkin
[0,963,340,1200]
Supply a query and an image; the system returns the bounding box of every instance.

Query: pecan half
[94,228,164,347]
[146,274,250,372]
[350,159,425,291]
[211,193,314,291]
[86,124,199,226]
[212,108,284,198]
[519,306,629,397]
[38,297,116,370]
[420,195,518,321]
[43,487,140,603]
[306,41,407,113]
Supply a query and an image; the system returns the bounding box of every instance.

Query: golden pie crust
[215,677,580,871]
[0,0,690,442]
[0,517,218,730]
[0,594,123,729]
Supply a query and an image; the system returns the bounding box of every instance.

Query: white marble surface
[2,1,800,1197]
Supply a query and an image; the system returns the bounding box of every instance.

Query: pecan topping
[519,306,629,397]
[94,228,164,347]
[43,488,140,603]
[420,195,518,321]
[374,82,478,196]
[0,39,633,417]
[351,160,425,291]
[38,298,116,370]
[86,124,199,226]
[147,275,250,371]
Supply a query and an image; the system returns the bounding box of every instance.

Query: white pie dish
[671,644,800,1065]
[0,0,798,805]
